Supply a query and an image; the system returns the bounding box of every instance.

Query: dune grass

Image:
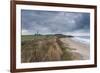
[21,35,73,63]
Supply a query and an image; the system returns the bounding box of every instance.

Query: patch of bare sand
[60,38,90,60]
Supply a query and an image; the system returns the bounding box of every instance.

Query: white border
[16,5,94,69]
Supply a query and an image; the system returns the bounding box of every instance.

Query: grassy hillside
[21,35,73,63]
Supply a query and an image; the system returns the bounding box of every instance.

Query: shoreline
[72,37,90,45]
[60,37,90,60]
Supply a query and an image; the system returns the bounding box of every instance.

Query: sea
[72,36,90,45]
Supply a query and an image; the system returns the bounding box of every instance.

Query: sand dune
[21,35,90,63]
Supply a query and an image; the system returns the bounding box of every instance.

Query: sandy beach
[60,37,90,60]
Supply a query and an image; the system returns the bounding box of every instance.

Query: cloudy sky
[21,9,90,36]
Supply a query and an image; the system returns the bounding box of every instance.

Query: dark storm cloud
[21,9,90,35]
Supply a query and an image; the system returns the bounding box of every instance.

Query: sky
[21,9,90,36]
